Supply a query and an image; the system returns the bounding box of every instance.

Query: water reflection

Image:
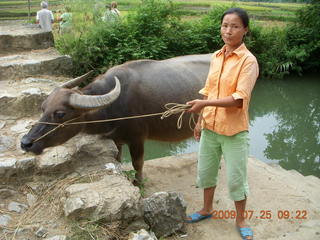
[250,76,320,177]
[122,138,199,162]
[122,75,320,177]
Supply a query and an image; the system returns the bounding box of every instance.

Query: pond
[123,74,320,177]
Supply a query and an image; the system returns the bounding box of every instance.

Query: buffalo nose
[21,135,33,150]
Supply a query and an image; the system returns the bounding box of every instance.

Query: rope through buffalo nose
[32,103,196,142]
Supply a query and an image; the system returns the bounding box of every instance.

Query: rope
[33,103,195,143]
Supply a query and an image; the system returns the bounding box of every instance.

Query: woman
[185,8,258,240]
[102,1,120,23]
[110,1,120,16]
[58,6,72,35]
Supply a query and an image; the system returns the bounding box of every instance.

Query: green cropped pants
[197,128,250,201]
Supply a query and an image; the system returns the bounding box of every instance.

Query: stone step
[0,48,73,80]
[0,21,54,54]
[0,76,70,118]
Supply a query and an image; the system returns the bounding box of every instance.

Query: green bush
[56,0,318,79]
[284,0,320,74]
[246,24,289,79]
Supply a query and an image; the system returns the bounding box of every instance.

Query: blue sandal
[238,227,253,240]
[185,212,212,223]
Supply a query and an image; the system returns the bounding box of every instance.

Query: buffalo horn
[69,76,121,109]
[61,70,94,89]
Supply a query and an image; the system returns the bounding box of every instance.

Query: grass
[0,0,305,24]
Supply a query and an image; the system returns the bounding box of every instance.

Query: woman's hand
[186,99,206,114]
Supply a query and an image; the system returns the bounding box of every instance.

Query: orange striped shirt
[199,43,259,136]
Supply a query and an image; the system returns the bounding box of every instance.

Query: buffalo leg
[129,141,144,185]
[115,143,123,162]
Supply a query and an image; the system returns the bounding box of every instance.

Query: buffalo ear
[61,71,94,89]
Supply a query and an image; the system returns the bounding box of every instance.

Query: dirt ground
[140,153,320,240]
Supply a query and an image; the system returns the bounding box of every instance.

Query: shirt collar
[216,43,247,58]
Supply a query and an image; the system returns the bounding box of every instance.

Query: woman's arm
[187,96,242,114]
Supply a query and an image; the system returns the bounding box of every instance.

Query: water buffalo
[21,54,212,182]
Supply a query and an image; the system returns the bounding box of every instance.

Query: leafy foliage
[284,0,320,75]
[56,0,319,79]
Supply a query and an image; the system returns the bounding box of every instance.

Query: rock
[35,226,48,238]
[26,193,37,207]
[38,146,74,170]
[63,197,85,216]
[25,182,42,192]
[128,229,158,240]
[105,162,121,174]
[21,87,42,95]
[37,134,119,173]
[124,218,150,234]
[0,188,16,199]
[0,120,5,129]
[75,135,119,164]
[22,77,55,84]
[0,80,50,118]
[63,174,143,224]
[0,157,16,176]
[0,135,15,152]
[0,214,11,226]
[8,201,28,213]
[16,156,37,170]
[10,119,33,133]
[143,192,187,238]
[44,235,67,240]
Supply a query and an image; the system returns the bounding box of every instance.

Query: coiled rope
[33,103,196,143]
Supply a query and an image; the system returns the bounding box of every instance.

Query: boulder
[63,174,144,227]
[37,134,119,173]
[143,192,187,238]
[38,146,74,171]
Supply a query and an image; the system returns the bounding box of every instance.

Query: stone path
[0,21,144,240]
[0,22,73,181]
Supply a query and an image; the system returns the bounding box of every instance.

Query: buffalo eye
[54,111,66,119]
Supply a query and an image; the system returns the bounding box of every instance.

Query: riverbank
[139,153,320,240]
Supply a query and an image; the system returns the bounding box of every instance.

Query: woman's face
[221,13,248,49]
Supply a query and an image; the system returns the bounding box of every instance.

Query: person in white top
[110,1,120,17]
[36,1,54,32]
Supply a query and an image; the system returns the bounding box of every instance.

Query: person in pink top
[185,8,258,240]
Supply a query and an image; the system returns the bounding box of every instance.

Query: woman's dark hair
[221,8,249,28]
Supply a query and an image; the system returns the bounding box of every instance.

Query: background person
[185,7,259,240]
[110,1,120,16]
[102,2,120,23]
[36,1,54,32]
[58,6,72,35]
